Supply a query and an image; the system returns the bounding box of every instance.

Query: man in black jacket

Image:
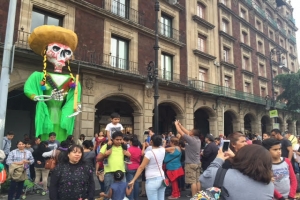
[201,134,219,171]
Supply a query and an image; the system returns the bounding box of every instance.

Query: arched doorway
[224,111,237,137]
[194,109,210,136]
[244,113,256,135]
[156,103,177,134]
[5,86,36,142]
[95,96,134,134]
[261,115,271,133]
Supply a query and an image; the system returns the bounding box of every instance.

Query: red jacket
[273,158,297,199]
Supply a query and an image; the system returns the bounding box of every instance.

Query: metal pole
[0,0,17,149]
[270,50,275,108]
[153,0,160,134]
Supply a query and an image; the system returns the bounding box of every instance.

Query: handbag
[151,150,169,187]
[45,150,56,170]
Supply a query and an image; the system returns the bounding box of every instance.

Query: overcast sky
[291,0,300,58]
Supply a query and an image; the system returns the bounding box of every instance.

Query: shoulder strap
[165,149,181,164]
[213,167,228,188]
[151,150,164,178]
[213,167,229,200]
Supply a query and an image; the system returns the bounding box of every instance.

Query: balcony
[279,29,287,37]
[102,0,144,25]
[287,15,296,25]
[158,69,180,83]
[77,52,139,74]
[188,79,286,108]
[158,22,182,42]
[266,15,278,29]
[253,3,266,18]
[289,34,296,44]
[244,0,253,7]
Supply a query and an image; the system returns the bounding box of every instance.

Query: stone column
[132,112,144,141]
[208,117,217,137]
[185,94,194,130]
[79,74,96,140]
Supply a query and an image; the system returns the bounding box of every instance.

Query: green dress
[24,71,81,141]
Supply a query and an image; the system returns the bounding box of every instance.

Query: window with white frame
[197,3,205,19]
[111,0,129,19]
[244,82,251,93]
[222,19,229,33]
[241,31,248,44]
[197,34,206,52]
[223,47,230,62]
[240,8,247,20]
[261,87,266,97]
[111,36,129,70]
[259,64,265,77]
[161,14,172,38]
[243,56,250,71]
[161,53,173,80]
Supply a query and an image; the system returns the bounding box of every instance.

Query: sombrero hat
[28,25,78,56]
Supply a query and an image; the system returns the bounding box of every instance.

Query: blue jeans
[126,170,139,200]
[294,161,300,174]
[145,177,166,200]
[104,172,126,200]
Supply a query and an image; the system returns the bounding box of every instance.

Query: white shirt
[105,123,124,138]
[145,147,165,179]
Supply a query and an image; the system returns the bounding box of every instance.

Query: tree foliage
[274,70,300,111]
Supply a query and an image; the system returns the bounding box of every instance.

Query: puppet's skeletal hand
[51,89,67,101]
[68,104,82,118]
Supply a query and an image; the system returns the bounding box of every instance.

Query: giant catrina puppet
[24,25,81,141]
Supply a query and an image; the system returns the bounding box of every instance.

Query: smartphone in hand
[222,140,230,152]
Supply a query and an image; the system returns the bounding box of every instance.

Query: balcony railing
[289,34,296,44]
[77,52,139,74]
[102,0,144,25]
[253,3,266,18]
[16,29,31,49]
[158,22,181,42]
[189,79,286,108]
[287,15,296,25]
[158,68,180,83]
[266,15,278,29]
[244,0,253,7]
[279,29,287,37]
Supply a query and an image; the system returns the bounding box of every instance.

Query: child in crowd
[100,170,132,200]
[25,141,34,153]
[104,112,131,164]
[263,132,270,140]
[262,139,297,200]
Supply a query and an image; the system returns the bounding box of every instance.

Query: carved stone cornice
[219,31,236,42]
[220,61,238,70]
[258,76,270,82]
[192,15,215,30]
[193,49,216,61]
[240,43,254,52]
[241,69,255,77]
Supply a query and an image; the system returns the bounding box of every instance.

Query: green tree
[274,70,300,110]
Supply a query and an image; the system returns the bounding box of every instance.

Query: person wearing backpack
[2,131,14,169]
[200,145,274,200]
[262,138,297,200]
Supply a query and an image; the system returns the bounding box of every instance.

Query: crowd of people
[2,112,300,200]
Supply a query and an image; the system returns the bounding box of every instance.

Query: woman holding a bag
[32,141,52,192]
[164,137,184,199]
[128,135,166,200]
[6,140,34,200]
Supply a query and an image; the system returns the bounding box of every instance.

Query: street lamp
[146,61,159,134]
[270,47,282,109]
[146,0,178,134]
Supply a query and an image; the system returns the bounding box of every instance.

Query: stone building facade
[0,0,299,141]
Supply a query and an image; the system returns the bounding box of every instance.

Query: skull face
[46,43,73,73]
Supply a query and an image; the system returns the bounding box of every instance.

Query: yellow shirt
[288,135,297,148]
[100,144,125,173]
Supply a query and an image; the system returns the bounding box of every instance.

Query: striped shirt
[6,149,34,166]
